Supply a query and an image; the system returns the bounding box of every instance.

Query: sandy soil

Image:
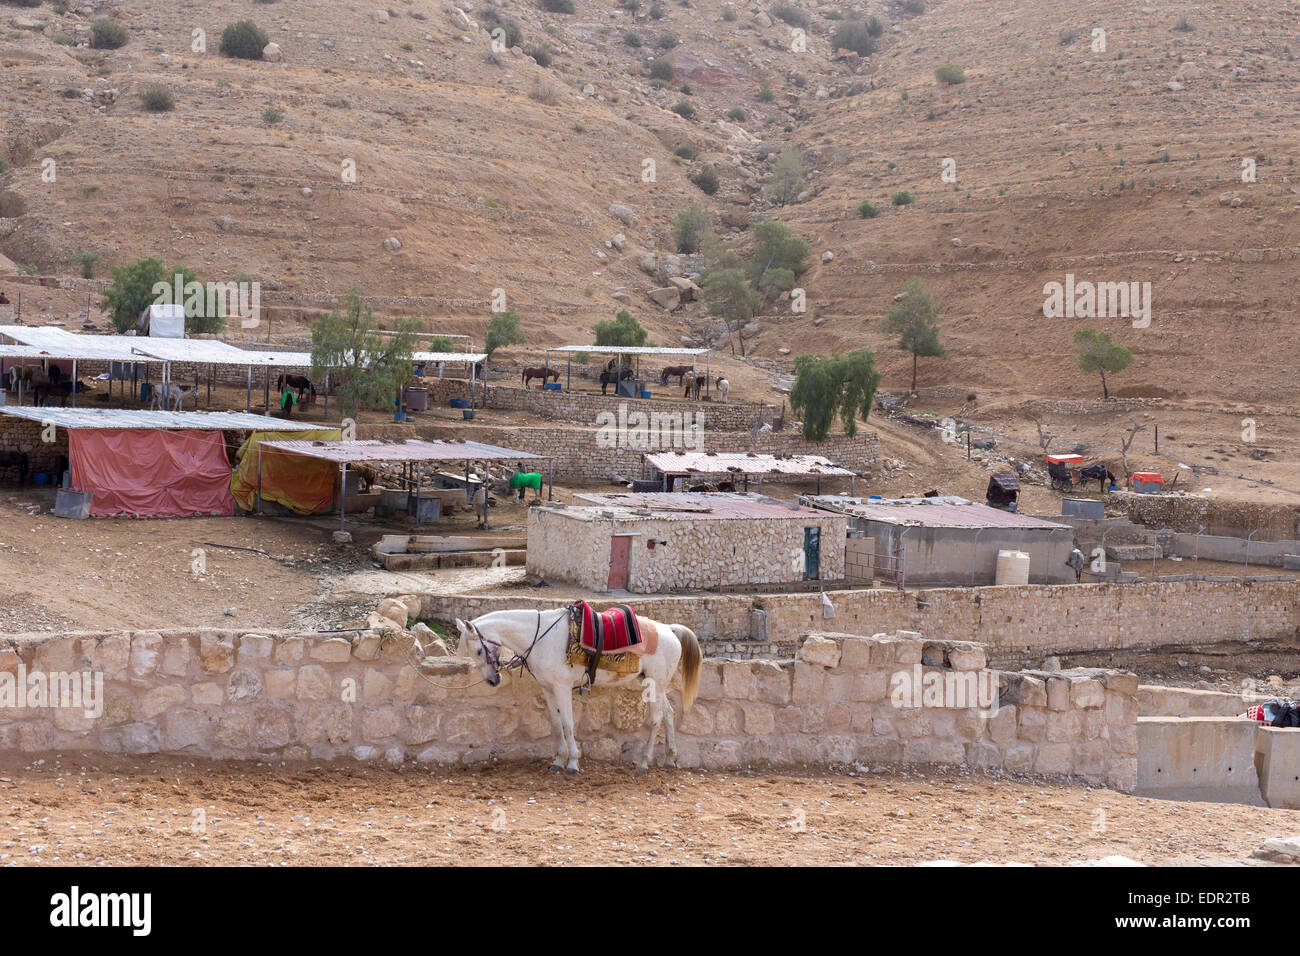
[0,755,1294,867]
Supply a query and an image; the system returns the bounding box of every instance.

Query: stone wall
[1117,492,1300,540]
[424,422,879,483]
[0,627,1138,789]
[419,579,1300,657]
[0,416,69,479]
[525,505,847,593]
[419,375,776,432]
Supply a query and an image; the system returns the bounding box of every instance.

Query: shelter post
[340,463,347,533]
[245,366,252,412]
[71,359,77,407]
[414,466,422,528]
[256,443,263,516]
[547,459,553,501]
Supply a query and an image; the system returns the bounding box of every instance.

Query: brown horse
[659,365,692,386]
[0,450,29,484]
[522,367,560,387]
[684,375,706,400]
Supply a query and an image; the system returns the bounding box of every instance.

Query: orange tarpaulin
[69,429,235,517]
[230,429,342,515]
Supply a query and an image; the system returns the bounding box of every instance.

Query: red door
[608,535,631,590]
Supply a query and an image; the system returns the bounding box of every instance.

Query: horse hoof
[635,765,649,775]
[549,763,563,773]
[565,767,578,777]
[664,759,677,770]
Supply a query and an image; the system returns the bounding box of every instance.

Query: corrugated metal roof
[257,438,550,464]
[644,451,855,477]
[547,346,709,356]
[568,491,835,521]
[804,495,1070,530]
[0,341,161,363]
[413,352,487,364]
[0,406,321,431]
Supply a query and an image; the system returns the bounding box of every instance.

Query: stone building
[805,495,1074,587]
[526,492,847,593]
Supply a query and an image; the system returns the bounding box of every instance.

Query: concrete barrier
[1136,716,1263,805]
[1254,727,1300,809]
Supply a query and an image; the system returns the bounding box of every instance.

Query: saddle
[566,601,643,686]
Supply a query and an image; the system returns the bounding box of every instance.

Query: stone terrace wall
[426,422,879,482]
[1117,492,1300,540]
[0,417,69,479]
[420,579,1300,656]
[420,376,776,432]
[0,628,1138,789]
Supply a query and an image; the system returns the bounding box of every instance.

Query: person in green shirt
[279,387,297,418]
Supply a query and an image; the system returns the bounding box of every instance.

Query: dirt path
[0,756,1293,866]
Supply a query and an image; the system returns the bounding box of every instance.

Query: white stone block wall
[0,628,1139,789]
[527,507,847,592]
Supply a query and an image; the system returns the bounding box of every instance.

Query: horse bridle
[469,610,563,680]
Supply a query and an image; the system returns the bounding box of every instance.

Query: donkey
[522,367,560,388]
[455,609,702,775]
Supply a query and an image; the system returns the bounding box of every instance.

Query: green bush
[679,83,692,95]
[624,31,642,47]
[671,100,695,119]
[73,250,99,279]
[690,166,718,194]
[891,190,914,205]
[3,0,43,8]
[721,5,737,20]
[831,21,877,57]
[90,21,129,50]
[793,73,807,88]
[619,0,639,10]
[903,0,925,12]
[865,15,884,37]
[674,144,695,160]
[649,3,664,18]
[857,199,880,218]
[649,57,674,81]
[525,44,552,66]
[220,20,268,59]
[655,33,678,49]
[140,84,175,111]
[758,84,774,102]
[262,104,284,123]
[53,33,72,46]
[726,106,747,121]
[480,9,523,48]
[770,2,807,28]
[934,61,965,84]
[540,0,574,13]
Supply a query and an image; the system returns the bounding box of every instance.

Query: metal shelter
[252,438,552,531]
[543,345,710,397]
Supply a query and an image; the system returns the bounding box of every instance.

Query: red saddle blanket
[572,601,642,652]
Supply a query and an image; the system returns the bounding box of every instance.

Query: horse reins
[409,610,563,689]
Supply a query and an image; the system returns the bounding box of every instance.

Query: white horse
[454,608,702,775]
[150,383,194,411]
[716,377,729,403]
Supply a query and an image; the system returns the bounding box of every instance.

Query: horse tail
[671,625,702,711]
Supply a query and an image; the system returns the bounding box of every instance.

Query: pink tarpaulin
[69,429,235,517]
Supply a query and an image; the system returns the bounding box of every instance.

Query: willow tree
[311,288,422,418]
[789,349,882,441]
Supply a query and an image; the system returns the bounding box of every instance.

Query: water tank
[994,549,1030,586]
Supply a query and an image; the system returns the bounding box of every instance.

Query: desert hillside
[2,0,1299,415]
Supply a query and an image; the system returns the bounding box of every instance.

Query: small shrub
[525,44,552,66]
[831,21,877,57]
[140,84,175,111]
[674,144,695,160]
[624,31,642,47]
[770,2,807,28]
[53,33,72,46]
[90,21,129,50]
[690,166,718,194]
[891,190,914,205]
[4,0,43,8]
[0,157,8,175]
[857,199,880,218]
[618,0,639,10]
[60,87,80,99]
[758,84,774,102]
[793,73,807,88]
[671,100,695,119]
[721,5,737,21]
[903,0,925,12]
[649,57,674,81]
[74,249,99,279]
[480,9,523,48]
[261,104,284,123]
[530,77,561,103]
[934,61,965,84]
[220,20,268,59]
[1058,27,1077,45]
[1173,13,1194,32]
[679,83,692,95]
[649,3,664,19]
[541,0,575,13]
[655,32,678,49]
[726,106,747,121]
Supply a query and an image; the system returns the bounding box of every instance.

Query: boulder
[373,9,391,23]
[608,203,637,225]
[383,237,402,251]
[647,286,682,311]
[263,42,282,61]
[665,276,700,301]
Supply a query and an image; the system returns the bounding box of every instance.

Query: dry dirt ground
[0,755,1295,866]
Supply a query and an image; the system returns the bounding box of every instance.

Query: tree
[747,219,809,296]
[789,350,882,441]
[831,20,879,57]
[702,268,757,356]
[485,308,525,358]
[767,148,805,204]
[100,257,199,334]
[594,309,648,347]
[879,277,949,392]
[220,20,268,59]
[310,289,421,418]
[1073,328,1132,399]
[428,336,454,352]
[671,204,712,254]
